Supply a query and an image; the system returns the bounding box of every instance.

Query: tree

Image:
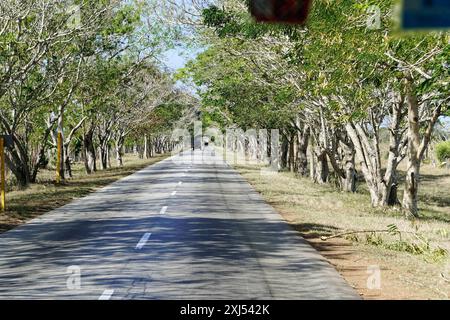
[181,0,449,218]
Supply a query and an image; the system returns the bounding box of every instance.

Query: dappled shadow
[2,156,171,228]
[0,215,357,300]
[0,223,19,234]
[0,152,358,300]
[394,171,450,209]
[418,194,450,209]
[416,208,450,223]
[419,173,450,182]
[289,223,339,239]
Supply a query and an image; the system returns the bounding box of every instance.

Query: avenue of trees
[1,0,448,219]
[179,0,450,218]
[0,0,191,187]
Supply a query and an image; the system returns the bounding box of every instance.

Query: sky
[162,43,204,95]
[163,48,191,72]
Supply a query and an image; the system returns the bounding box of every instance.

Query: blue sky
[163,48,191,72]
[162,44,204,94]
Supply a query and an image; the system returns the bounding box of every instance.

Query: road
[0,150,359,300]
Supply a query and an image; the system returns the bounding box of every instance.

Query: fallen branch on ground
[320,228,418,241]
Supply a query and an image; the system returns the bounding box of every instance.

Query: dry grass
[234,162,450,300]
[0,153,168,234]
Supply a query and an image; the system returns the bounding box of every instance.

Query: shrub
[435,141,450,163]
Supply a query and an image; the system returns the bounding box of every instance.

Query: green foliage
[0,0,185,186]
[189,0,448,127]
[202,5,275,39]
[436,141,450,162]
[361,225,449,262]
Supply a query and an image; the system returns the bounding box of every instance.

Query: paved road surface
[0,150,359,299]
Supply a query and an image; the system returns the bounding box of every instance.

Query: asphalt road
[0,150,359,300]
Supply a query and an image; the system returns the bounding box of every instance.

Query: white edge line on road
[171,191,177,196]
[135,233,152,250]
[160,206,168,214]
[99,289,114,300]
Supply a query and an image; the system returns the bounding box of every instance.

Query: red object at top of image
[250,0,312,24]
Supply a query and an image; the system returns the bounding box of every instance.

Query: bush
[435,141,450,163]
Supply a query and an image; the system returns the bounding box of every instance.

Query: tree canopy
[179,0,449,218]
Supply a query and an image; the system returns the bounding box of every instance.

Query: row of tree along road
[178,0,449,218]
[0,1,193,188]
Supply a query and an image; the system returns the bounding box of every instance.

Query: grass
[0,153,169,234]
[233,161,450,300]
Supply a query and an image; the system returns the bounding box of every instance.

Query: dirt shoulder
[0,154,168,234]
[235,164,450,300]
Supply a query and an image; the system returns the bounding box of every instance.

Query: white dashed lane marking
[135,233,152,250]
[98,289,114,300]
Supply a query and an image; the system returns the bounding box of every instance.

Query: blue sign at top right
[402,0,450,30]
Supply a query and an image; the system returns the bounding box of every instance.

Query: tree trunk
[138,144,144,159]
[288,132,295,172]
[98,129,111,170]
[280,134,289,169]
[52,105,67,182]
[340,144,357,192]
[5,135,31,188]
[380,99,404,207]
[315,148,329,184]
[149,140,154,158]
[144,134,149,159]
[116,141,124,167]
[100,146,108,170]
[5,156,30,188]
[63,142,73,179]
[309,138,316,182]
[401,79,442,218]
[403,87,421,218]
[387,171,400,206]
[30,124,56,183]
[346,122,388,207]
[296,126,310,177]
[107,146,112,169]
[83,127,96,174]
[65,153,73,178]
